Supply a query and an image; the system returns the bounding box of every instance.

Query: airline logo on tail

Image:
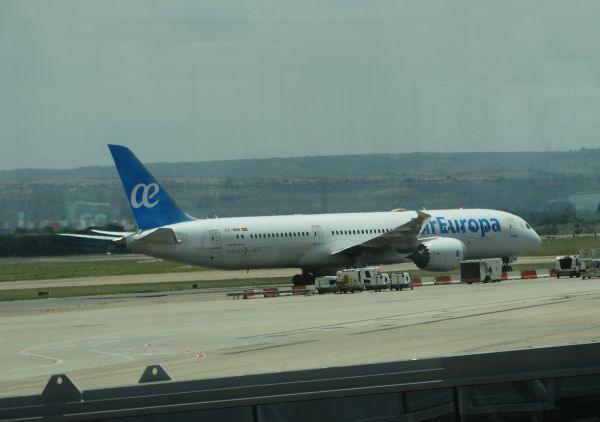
[108,144,192,230]
[130,183,160,209]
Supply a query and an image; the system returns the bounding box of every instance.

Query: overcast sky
[2,0,600,170]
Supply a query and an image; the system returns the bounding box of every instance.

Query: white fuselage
[127,209,541,272]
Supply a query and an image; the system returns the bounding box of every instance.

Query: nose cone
[528,227,542,251]
[532,230,542,247]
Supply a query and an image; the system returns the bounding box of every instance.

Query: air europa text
[420,216,501,237]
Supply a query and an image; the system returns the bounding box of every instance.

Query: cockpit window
[525,223,531,229]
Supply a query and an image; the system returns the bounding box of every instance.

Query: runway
[2,275,600,398]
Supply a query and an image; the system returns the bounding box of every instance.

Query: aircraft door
[312,225,323,244]
[507,218,518,238]
[209,230,221,259]
[210,230,221,248]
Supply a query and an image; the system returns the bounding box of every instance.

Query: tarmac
[2,273,600,398]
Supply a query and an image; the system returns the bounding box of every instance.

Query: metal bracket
[138,365,172,383]
[41,374,82,403]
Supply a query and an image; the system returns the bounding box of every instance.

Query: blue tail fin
[108,144,192,230]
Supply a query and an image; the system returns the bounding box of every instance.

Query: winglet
[108,144,192,230]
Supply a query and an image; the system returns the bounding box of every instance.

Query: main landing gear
[502,256,513,272]
[292,271,317,286]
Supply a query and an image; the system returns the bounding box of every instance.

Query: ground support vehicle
[357,267,390,291]
[555,255,585,278]
[369,272,391,292]
[580,249,600,279]
[460,258,503,284]
[314,276,337,294]
[389,272,413,290]
[336,269,367,293]
[581,259,600,279]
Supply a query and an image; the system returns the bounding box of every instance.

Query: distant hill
[1,148,599,182]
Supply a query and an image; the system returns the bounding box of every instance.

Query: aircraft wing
[60,227,178,245]
[330,211,430,257]
[92,229,136,236]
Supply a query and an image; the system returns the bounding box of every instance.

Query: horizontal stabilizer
[58,233,123,241]
[92,229,135,237]
[138,227,179,245]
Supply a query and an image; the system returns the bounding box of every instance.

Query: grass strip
[0,277,290,302]
[533,236,600,256]
[0,259,202,282]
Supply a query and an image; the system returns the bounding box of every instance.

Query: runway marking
[17,347,63,366]
[9,335,140,374]
[16,344,63,372]
[144,342,206,360]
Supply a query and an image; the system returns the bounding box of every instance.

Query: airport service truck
[315,276,337,294]
[389,272,414,290]
[555,255,585,278]
[336,268,391,293]
[360,267,390,291]
[460,258,503,284]
[337,267,391,292]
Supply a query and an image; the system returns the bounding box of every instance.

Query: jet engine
[409,238,466,271]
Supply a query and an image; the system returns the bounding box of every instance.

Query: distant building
[66,202,111,229]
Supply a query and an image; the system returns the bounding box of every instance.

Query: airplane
[63,144,542,285]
